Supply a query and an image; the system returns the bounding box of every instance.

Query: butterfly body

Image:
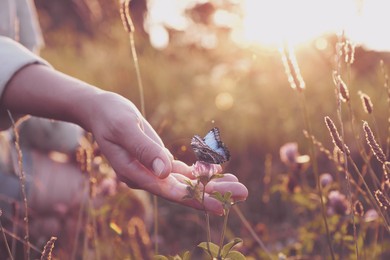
[191,127,230,164]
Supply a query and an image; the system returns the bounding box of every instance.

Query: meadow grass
[2,8,390,259]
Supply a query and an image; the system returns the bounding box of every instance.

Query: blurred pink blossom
[279,142,309,170]
[320,173,333,188]
[192,161,222,180]
[327,190,350,215]
[364,209,379,222]
[98,177,117,196]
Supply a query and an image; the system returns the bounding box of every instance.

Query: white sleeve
[16,0,45,52]
[0,36,51,98]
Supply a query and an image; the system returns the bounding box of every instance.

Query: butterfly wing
[191,128,230,164]
[204,128,230,161]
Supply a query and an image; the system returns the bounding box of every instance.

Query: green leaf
[182,251,191,260]
[211,191,225,202]
[153,255,169,260]
[210,173,225,180]
[223,191,233,201]
[184,179,193,186]
[198,241,220,258]
[172,255,183,260]
[225,250,246,260]
[221,238,243,257]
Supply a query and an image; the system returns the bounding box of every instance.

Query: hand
[85,92,248,214]
[2,64,248,214]
[119,159,248,215]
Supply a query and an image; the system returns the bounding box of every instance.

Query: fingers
[120,119,172,178]
[205,179,248,202]
[169,173,248,214]
[172,160,194,179]
[145,177,226,215]
[179,193,225,215]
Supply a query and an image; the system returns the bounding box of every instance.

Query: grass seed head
[383,162,390,181]
[354,200,364,217]
[332,72,350,102]
[359,91,373,114]
[120,0,134,33]
[41,236,57,260]
[324,116,350,155]
[363,121,387,164]
[280,45,305,92]
[374,190,390,210]
[344,40,355,65]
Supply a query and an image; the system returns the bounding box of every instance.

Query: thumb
[124,129,172,178]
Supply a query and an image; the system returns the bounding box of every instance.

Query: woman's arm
[2,64,173,178]
[0,40,248,215]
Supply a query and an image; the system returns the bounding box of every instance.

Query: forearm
[1,64,103,131]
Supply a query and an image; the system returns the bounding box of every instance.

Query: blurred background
[28,0,390,258]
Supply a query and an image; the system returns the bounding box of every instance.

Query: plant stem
[233,206,272,259]
[201,188,212,257]
[1,227,41,253]
[348,157,390,232]
[336,70,358,259]
[153,195,158,254]
[298,93,335,260]
[0,220,13,260]
[7,110,30,260]
[217,208,230,258]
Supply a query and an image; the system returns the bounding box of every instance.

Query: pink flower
[280,142,310,170]
[327,190,350,215]
[192,161,222,180]
[364,209,378,222]
[320,173,333,188]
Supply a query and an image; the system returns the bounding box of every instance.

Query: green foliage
[5,3,390,259]
[154,251,191,260]
[198,238,245,260]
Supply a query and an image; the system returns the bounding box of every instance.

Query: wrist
[2,64,105,131]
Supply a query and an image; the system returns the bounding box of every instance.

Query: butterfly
[191,127,230,164]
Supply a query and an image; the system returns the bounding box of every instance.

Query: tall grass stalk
[380,60,390,157]
[119,1,159,255]
[1,226,41,253]
[333,45,359,257]
[281,43,335,259]
[0,212,14,260]
[7,110,30,260]
[233,206,272,259]
[88,186,101,260]
[71,186,88,260]
[348,157,390,232]
[345,101,380,189]
[299,94,335,260]
[11,202,18,257]
[82,195,91,260]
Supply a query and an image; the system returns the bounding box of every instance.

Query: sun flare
[236,0,354,47]
[146,0,390,51]
[237,0,390,51]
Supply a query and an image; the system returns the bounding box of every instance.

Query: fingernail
[152,158,165,177]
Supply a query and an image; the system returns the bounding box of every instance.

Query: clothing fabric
[0,0,48,129]
[0,0,84,218]
[0,0,44,52]
[0,36,49,106]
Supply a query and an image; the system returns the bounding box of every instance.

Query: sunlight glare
[145,0,390,51]
[236,0,357,48]
[237,0,390,51]
[215,92,234,111]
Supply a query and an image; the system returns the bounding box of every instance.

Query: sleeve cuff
[0,36,51,98]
